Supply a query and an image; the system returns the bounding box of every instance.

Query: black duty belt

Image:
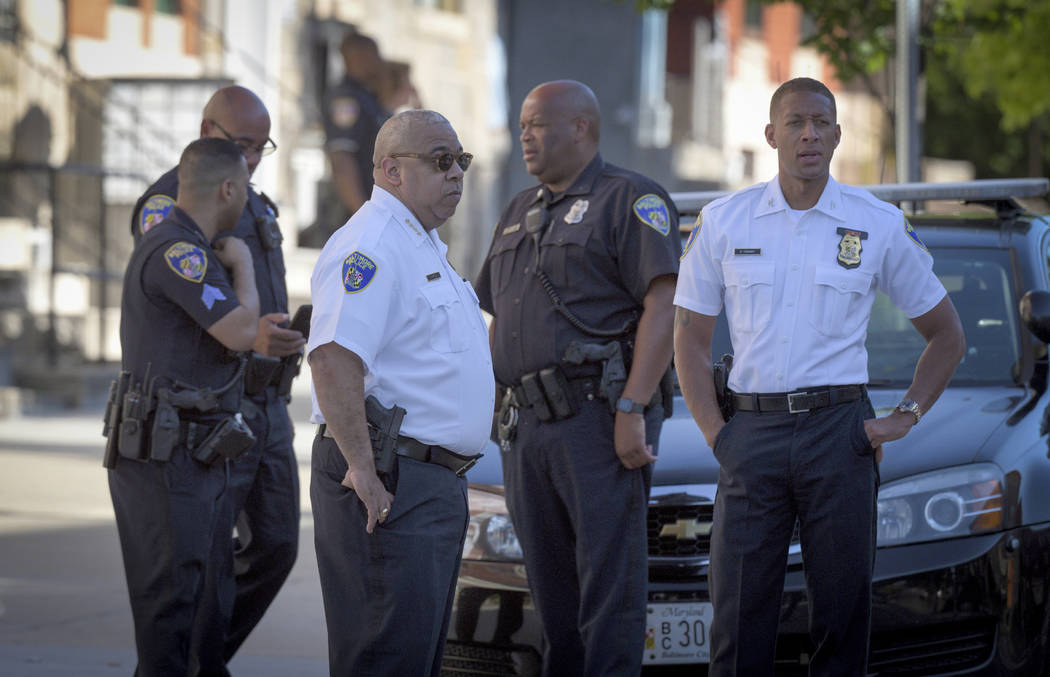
[317,424,480,477]
[730,385,866,414]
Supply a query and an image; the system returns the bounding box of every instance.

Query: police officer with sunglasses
[308,109,492,676]
[128,86,304,673]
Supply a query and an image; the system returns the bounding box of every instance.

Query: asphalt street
[0,375,330,676]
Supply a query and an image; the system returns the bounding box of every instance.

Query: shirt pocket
[543,224,593,288]
[487,227,529,295]
[723,260,776,333]
[808,265,873,338]
[420,282,468,353]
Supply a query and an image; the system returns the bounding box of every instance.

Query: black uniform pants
[108,446,229,677]
[708,396,878,677]
[503,396,661,677]
[310,434,469,676]
[223,389,300,658]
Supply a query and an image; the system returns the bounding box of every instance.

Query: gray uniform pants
[709,396,878,677]
[310,434,469,677]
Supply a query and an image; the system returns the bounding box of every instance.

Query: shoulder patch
[681,212,702,259]
[904,218,928,253]
[164,242,208,283]
[633,194,671,236]
[342,251,377,293]
[330,97,360,128]
[140,194,175,234]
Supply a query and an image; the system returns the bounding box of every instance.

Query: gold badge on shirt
[836,227,868,269]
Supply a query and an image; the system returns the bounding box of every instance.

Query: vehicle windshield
[703,247,1021,388]
[867,247,1020,386]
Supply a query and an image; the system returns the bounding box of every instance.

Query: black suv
[441,179,1050,677]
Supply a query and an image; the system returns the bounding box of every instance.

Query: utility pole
[896,0,921,183]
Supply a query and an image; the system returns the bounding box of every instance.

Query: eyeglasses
[389,152,473,173]
[207,119,277,156]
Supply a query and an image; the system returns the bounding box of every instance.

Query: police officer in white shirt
[307,109,494,676]
[673,78,967,676]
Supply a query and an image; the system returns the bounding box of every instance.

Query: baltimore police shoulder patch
[633,194,671,236]
[140,194,175,234]
[904,218,928,253]
[164,242,208,283]
[681,213,702,260]
[342,251,378,293]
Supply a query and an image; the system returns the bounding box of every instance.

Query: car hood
[464,386,1027,489]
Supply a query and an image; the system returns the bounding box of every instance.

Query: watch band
[895,398,923,424]
[616,397,646,415]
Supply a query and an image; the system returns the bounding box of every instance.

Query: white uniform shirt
[307,186,495,454]
[674,175,946,394]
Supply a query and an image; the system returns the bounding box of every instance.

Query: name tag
[734,248,761,256]
[503,223,521,235]
[426,272,441,281]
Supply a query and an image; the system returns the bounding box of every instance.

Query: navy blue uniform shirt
[131,168,289,319]
[322,76,390,202]
[121,206,243,396]
[475,154,681,386]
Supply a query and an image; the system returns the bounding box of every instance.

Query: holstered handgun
[365,395,406,476]
[713,353,734,422]
[563,340,628,415]
[276,304,312,399]
[102,371,131,469]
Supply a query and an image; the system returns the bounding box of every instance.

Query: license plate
[642,601,713,665]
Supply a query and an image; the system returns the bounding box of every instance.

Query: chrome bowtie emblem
[660,519,713,540]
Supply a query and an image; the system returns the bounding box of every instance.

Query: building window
[155,0,180,14]
[745,0,762,30]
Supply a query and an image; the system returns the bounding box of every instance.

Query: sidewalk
[0,377,329,676]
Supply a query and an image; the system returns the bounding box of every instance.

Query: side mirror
[1019,290,1050,343]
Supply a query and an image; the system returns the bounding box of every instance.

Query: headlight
[877,463,1004,547]
[462,485,524,561]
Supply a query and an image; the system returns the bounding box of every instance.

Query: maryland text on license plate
[643,601,713,665]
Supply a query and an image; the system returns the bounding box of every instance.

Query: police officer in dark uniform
[129,86,304,666]
[475,80,680,676]
[107,137,259,677]
[308,32,390,246]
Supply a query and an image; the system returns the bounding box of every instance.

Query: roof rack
[671,178,1049,216]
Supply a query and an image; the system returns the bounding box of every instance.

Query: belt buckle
[456,454,481,478]
[787,391,810,414]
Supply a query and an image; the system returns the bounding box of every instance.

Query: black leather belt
[730,385,866,414]
[317,424,480,477]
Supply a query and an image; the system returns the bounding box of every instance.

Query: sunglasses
[207,119,278,156]
[389,151,473,173]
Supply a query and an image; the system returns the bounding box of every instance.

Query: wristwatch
[616,397,646,415]
[895,398,923,425]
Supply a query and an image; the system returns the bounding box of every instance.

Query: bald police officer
[475,80,680,676]
[674,77,966,676]
[129,86,304,666]
[308,109,493,676]
[108,137,258,676]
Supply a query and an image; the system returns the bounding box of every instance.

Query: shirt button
[524,267,529,275]
[742,278,750,285]
[511,331,519,339]
[840,282,848,289]
[786,301,794,307]
[514,298,520,305]
[780,338,788,343]
[791,264,799,271]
